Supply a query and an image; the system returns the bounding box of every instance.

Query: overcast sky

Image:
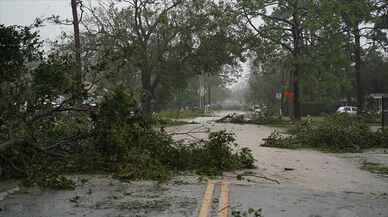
[0,0,78,41]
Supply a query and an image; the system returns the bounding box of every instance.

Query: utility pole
[280,70,285,118]
[71,0,82,100]
[199,72,205,112]
[354,24,364,114]
[207,73,211,107]
[383,96,387,130]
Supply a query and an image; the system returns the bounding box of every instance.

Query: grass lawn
[263,116,325,128]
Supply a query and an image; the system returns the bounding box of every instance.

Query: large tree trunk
[280,70,285,117]
[292,13,302,121]
[71,0,82,100]
[354,25,364,114]
[288,71,294,119]
[293,67,301,120]
[207,78,211,106]
[141,69,153,123]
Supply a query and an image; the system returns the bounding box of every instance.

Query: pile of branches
[263,114,388,152]
[216,113,255,124]
[0,101,97,189]
[0,90,256,189]
[215,112,287,125]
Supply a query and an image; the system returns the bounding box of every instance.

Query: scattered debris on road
[215,113,254,124]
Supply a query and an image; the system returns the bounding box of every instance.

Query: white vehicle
[251,105,262,113]
[336,106,358,115]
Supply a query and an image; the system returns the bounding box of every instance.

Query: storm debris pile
[216,112,288,125]
[216,113,254,124]
[0,90,255,189]
[263,114,388,152]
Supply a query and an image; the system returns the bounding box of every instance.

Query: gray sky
[0,0,76,41]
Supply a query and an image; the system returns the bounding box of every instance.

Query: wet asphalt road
[1,177,388,217]
[1,111,388,217]
[0,175,204,217]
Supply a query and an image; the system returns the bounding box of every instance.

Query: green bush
[22,171,75,190]
[361,162,388,175]
[263,114,387,152]
[199,131,255,172]
[262,130,299,149]
[201,132,255,173]
[0,141,76,189]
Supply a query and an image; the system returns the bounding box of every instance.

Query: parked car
[253,106,262,113]
[336,106,358,115]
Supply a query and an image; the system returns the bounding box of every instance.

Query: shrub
[0,141,76,189]
[263,114,387,152]
[200,131,255,171]
[361,162,388,175]
[252,112,280,124]
[262,130,299,149]
[22,171,75,190]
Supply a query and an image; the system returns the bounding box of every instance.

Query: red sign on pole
[283,91,294,102]
[283,91,294,97]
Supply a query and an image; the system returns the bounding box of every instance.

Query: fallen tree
[215,112,288,125]
[0,139,23,152]
[262,114,388,152]
[0,23,256,189]
[216,113,254,124]
[0,90,256,189]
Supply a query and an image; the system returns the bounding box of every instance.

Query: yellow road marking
[218,181,230,217]
[198,180,215,217]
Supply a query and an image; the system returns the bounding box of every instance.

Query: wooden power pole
[71,0,82,99]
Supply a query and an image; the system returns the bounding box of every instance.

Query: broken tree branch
[0,139,24,152]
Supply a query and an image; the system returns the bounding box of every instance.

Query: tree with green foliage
[0,24,82,157]
[363,51,388,95]
[239,0,388,116]
[330,0,388,113]
[86,0,247,121]
[238,0,327,120]
[0,25,43,151]
[246,57,284,112]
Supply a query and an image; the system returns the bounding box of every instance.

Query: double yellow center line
[198,180,230,217]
